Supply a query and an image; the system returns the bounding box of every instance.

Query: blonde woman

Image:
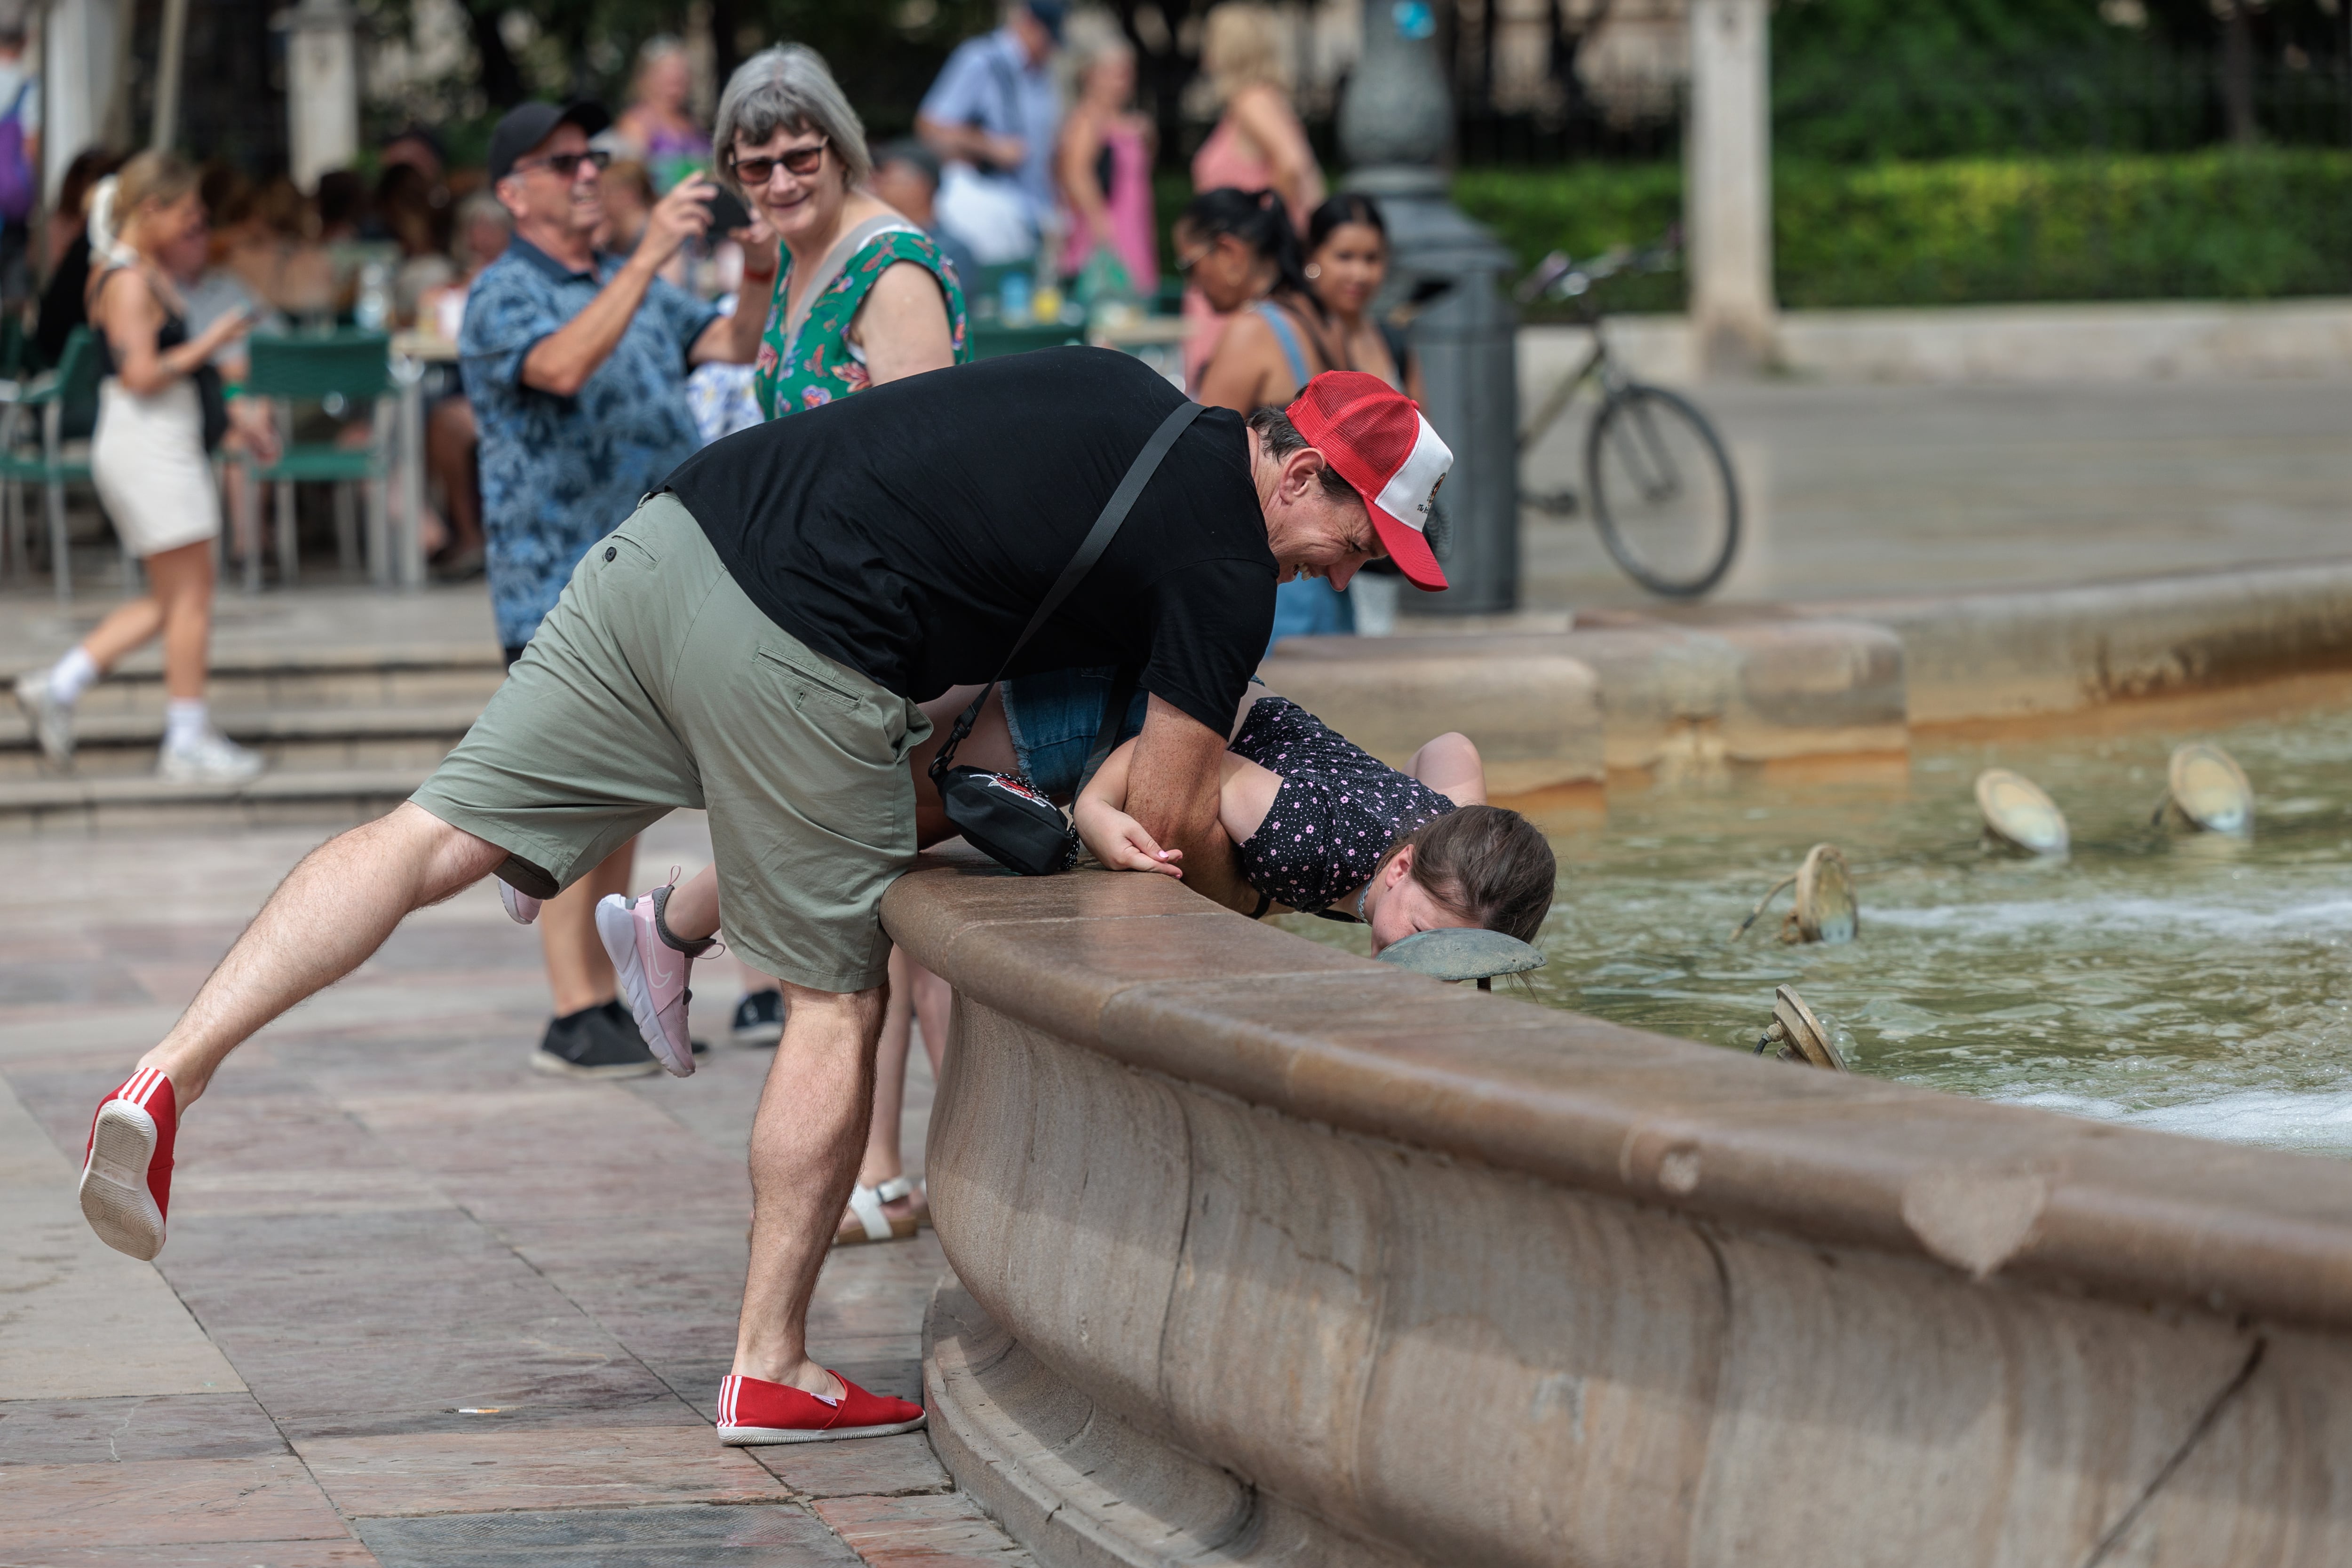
[1056,36,1158,298]
[13,151,268,783]
[1185,3,1324,386]
[612,36,712,193]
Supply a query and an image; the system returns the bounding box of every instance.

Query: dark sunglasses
[517,149,612,179]
[731,140,830,185]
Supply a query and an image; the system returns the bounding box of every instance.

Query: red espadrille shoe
[715,1371,925,1445]
[79,1067,177,1260]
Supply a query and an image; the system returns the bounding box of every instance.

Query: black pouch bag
[928,399,1203,876]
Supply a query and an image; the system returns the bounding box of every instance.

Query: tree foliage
[1773,0,2352,161]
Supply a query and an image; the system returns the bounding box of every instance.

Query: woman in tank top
[1055,36,1158,300]
[1177,187,1356,639]
[11,150,267,784]
[1304,193,1426,404]
[612,38,715,194]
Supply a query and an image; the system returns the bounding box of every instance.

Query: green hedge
[1454,148,2352,315]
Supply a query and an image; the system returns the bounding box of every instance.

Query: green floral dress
[751,229,969,420]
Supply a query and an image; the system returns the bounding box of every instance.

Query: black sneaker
[730,988,785,1048]
[531,1001,661,1079]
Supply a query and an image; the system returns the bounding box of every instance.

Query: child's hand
[1075,796,1184,878]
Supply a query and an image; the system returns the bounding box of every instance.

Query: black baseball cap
[487,101,612,183]
[1024,0,1067,41]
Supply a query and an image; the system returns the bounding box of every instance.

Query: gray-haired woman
[711,44,968,414]
[611,43,970,1248]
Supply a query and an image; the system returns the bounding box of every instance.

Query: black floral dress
[1231,696,1456,914]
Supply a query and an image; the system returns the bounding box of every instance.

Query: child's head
[1365,805,1557,952]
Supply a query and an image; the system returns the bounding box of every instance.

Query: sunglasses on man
[730,140,830,186]
[515,149,612,180]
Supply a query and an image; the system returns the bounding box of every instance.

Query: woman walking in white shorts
[12,151,267,783]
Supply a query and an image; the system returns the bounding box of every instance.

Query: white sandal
[835,1175,925,1246]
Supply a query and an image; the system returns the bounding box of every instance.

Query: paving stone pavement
[0,813,1032,1568]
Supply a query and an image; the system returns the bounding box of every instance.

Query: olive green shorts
[411,491,930,994]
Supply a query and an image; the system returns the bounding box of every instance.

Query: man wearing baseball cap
[74,350,1446,1449]
[916,1,1067,261]
[464,100,756,1079]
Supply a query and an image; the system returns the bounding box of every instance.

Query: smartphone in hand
[705,186,753,235]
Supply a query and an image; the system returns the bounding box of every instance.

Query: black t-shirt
[664,348,1275,735]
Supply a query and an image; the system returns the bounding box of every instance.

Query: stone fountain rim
[884,852,2352,1334]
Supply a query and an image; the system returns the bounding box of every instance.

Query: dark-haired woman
[1304,192,1425,405]
[1178,186,1356,639]
[1303,192,1424,633]
[1075,685,1557,949]
[1181,186,1342,413]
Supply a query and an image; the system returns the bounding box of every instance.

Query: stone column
[151,0,189,150]
[281,0,358,191]
[41,0,126,200]
[1685,0,1775,371]
[1340,0,1519,617]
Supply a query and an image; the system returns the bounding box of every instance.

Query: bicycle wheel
[1584,383,1740,598]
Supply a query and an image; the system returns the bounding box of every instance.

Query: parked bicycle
[1516,232,1741,599]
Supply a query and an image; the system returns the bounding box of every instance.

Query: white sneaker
[155,730,264,785]
[499,882,542,925]
[14,669,74,768]
[596,890,698,1077]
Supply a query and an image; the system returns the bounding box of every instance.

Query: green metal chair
[0,326,104,601]
[239,330,394,590]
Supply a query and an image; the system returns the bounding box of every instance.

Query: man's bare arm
[523,179,714,396]
[1123,694,1252,912]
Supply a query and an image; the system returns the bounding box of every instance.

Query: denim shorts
[999,667,1151,801]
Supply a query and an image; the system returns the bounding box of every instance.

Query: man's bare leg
[733,980,887,1396]
[137,803,507,1107]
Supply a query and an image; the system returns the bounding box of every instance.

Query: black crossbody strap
[932,400,1204,778]
[1005,399,1203,666]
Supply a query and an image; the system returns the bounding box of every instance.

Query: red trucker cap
[1284,372,1454,592]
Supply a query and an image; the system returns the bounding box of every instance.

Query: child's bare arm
[1074,793,1184,877]
[1075,732,1141,817]
[1074,738,1184,876]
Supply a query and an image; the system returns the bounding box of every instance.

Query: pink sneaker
[499,882,541,925]
[596,888,697,1077]
[715,1371,925,1445]
[80,1067,178,1260]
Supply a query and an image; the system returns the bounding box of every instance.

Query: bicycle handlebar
[1514,225,1684,307]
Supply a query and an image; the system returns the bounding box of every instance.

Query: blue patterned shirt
[460,237,720,649]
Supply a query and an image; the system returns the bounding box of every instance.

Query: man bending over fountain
[72,353,1452,1448]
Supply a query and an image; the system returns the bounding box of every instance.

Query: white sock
[164,698,210,751]
[47,647,97,705]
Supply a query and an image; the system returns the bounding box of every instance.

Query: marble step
[0,763,437,834]
[0,702,484,780]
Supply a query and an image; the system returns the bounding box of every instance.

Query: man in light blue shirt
[916,1,1065,262]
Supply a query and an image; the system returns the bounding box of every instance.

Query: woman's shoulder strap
[1253,299,1313,387]
[1379,318,1413,377]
